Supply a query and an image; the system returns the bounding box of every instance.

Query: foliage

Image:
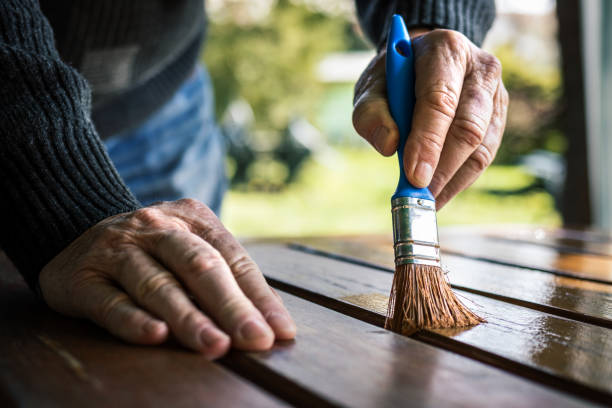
[204,0,365,190]
[493,44,565,164]
[203,0,351,131]
[221,148,560,237]
[204,0,567,174]
[204,2,564,234]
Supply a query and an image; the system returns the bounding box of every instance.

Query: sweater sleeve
[355,0,496,49]
[0,0,141,292]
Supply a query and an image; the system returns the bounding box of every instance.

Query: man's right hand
[352,29,508,209]
[38,199,296,359]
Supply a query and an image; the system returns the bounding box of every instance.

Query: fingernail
[267,313,296,338]
[413,162,433,187]
[200,327,228,348]
[239,319,270,341]
[372,126,389,153]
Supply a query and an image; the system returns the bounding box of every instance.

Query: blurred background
[203,0,564,237]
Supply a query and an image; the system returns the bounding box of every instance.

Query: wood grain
[290,235,612,328]
[320,227,612,284]
[479,226,612,257]
[438,229,612,284]
[0,282,286,407]
[246,242,612,402]
[226,290,592,407]
[2,227,609,408]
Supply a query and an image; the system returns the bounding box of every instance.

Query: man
[0,0,506,359]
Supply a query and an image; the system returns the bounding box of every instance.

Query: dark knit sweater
[356,0,495,49]
[0,0,494,291]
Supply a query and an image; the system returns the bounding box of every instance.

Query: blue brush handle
[386,15,434,201]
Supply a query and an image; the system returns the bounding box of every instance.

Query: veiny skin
[38,27,508,359]
[352,28,509,209]
[40,199,296,359]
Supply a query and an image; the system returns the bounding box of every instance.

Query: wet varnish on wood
[1,227,610,407]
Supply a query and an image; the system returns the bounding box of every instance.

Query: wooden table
[1,227,611,407]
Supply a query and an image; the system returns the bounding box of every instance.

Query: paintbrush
[384,14,484,334]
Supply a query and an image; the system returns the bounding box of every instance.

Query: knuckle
[476,53,502,92]
[177,309,206,329]
[424,82,459,120]
[230,255,258,281]
[452,116,487,147]
[437,29,463,45]
[418,130,445,155]
[479,52,502,77]
[468,145,494,172]
[251,292,280,313]
[178,198,199,208]
[96,293,129,327]
[136,272,178,303]
[201,224,236,249]
[434,29,467,55]
[435,190,451,207]
[218,296,253,321]
[429,170,452,192]
[185,249,226,275]
[133,207,165,228]
[66,270,98,296]
[177,198,213,216]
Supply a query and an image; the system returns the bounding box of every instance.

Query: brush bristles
[385,264,484,334]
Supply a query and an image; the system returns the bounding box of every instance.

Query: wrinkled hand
[39,199,296,359]
[353,28,508,209]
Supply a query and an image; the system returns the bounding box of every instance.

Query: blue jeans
[104,66,226,215]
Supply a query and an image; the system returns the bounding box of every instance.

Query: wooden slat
[246,242,612,402]
[503,226,612,245]
[295,231,612,285]
[452,225,612,254]
[290,236,612,328]
[225,290,591,407]
[443,225,612,251]
[481,227,612,257]
[438,230,612,284]
[0,251,592,407]
[0,282,286,407]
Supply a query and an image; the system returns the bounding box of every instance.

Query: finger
[202,225,297,340]
[352,50,399,156]
[114,249,230,358]
[404,31,467,187]
[435,82,508,209]
[428,53,501,197]
[152,229,275,351]
[75,277,169,345]
[162,199,296,340]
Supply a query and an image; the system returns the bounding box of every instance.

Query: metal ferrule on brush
[392,196,441,267]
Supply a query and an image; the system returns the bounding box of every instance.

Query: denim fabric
[104,66,226,215]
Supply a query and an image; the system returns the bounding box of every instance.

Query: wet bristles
[385,264,484,334]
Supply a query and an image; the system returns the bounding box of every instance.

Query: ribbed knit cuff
[0,51,142,291]
[356,0,496,49]
[0,1,141,293]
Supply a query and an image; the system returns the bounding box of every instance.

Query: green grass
[221,148,561,237]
